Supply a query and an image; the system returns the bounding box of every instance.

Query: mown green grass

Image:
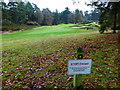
[2,24,94,49]
[2,24,119,89]
[2,24,95,70]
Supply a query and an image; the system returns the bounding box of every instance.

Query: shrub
[99,23,106,34]
[2,19,13,25]
[116,25,120,30]
[111,25,120,30]
[26,21,39,25]
[2,26,20,31]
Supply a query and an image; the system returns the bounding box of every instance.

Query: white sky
[4,0,94,12]
[29,0,94,12]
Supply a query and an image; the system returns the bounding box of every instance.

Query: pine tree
[61,7,71,24]
[26,2,34,21]
[75,9,81,24]
[52,9,60,25]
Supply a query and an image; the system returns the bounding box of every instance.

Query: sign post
[68,47,92,88]
[73,47,84,88]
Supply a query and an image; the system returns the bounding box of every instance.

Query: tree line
[87,0,120,33]
[1,1,101,26]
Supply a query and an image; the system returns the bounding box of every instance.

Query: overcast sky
[4,0,94,12]
[29,0,94,12]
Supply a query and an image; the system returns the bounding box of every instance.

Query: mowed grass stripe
[2,24,95,49]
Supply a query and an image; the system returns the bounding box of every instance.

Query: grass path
[2,24,119,89]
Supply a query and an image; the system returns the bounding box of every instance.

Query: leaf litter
[2,33,119,89]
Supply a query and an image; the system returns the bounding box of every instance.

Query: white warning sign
[68,59,92,75]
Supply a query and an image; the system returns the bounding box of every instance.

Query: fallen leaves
[2,33,119,89]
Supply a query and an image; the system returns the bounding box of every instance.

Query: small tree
[34,9,43,25]
[60,7,71,24]
[26,2,34,21]
[52,9,60,25]
[8,2,19,23]
[42,8,53,25]
[68,12,75,23]
[17,2,28,24]
[87,1,120,33]
[75,9,82,24]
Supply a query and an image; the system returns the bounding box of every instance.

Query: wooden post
[73,47,84,88]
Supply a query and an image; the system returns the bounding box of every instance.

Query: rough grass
[1,24,119,89]
[2,24,38,31]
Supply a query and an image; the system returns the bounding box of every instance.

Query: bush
[2,24,38,31]
[111,25,120,30]
[2,19,13,25]
[99,24,106,34]
[26,21,39,25]
[2,26,20,31]
[116,25,120,30]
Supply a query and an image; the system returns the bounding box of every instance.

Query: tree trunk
[113,2,118,33]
